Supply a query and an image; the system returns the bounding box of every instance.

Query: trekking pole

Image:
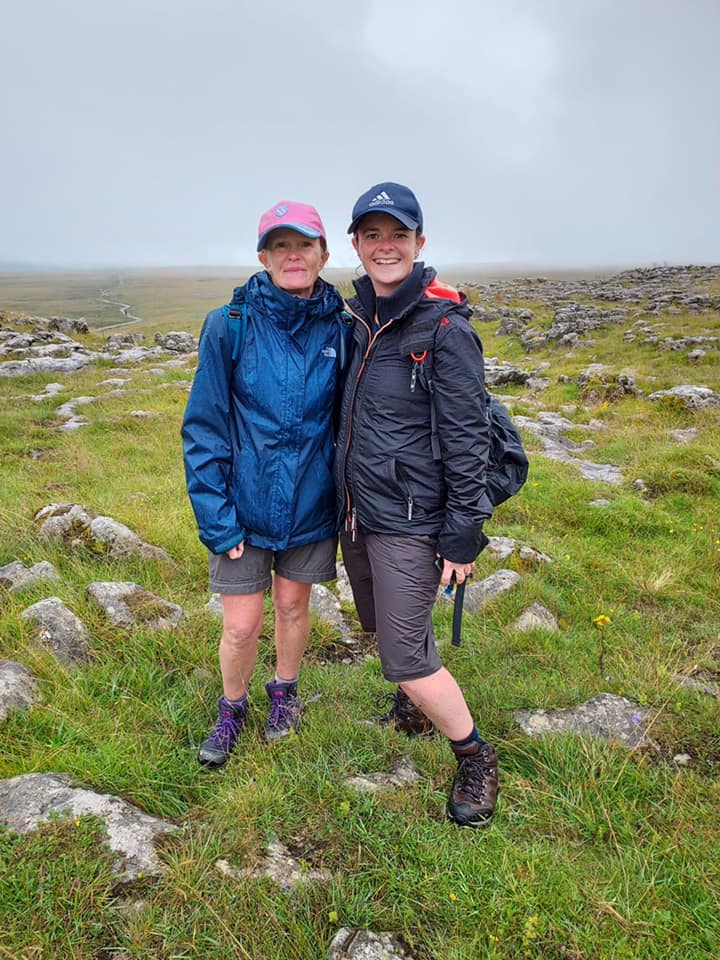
[451,577,466,647]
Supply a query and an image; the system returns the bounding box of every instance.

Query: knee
[222,618,261,650]
[273,596,309,626]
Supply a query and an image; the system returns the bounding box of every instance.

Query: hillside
[1,265,719,960]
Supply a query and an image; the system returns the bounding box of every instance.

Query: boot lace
[456,746,496,800]
[208,705,243,751]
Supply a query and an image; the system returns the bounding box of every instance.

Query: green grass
[1,271,720,959]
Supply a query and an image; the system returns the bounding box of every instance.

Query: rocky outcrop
[0,772,176,880]
[514,693,651,747]
[34,503,170,563]
[21,597,92,666]
[87,581,184,630]
[0,560,61,595]
[0,660,40,721]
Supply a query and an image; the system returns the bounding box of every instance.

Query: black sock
[450,726,486,750]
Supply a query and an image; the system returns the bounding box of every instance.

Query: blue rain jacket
[182,271,347,554]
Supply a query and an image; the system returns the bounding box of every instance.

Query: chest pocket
[397,324,441,460]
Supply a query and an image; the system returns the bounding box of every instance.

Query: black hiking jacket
[335,263,493,563]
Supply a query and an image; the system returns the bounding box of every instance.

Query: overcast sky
[2,0,719,269]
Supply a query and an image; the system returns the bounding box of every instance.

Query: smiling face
[258,228,329,298]
[352,213,425,297]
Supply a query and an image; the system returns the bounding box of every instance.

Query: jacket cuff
[210,531,246,555]
[437,527,489,564]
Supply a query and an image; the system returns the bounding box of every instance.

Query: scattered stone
[670,428,699,444]
[483,357,532,387]
[590,499,612,508]
[647,385,720,409]
[461,569,521,612]
[216,838,332,893]
[310,583,353,639]
[514,412,623,485]
[29,382,65,401]
[517,545,553,565]
[0,660,40,721]
[510,603,558,633]
[87,582,184,630]
[335,562,355,605]
[514,693,651,747]
[47,317,89,334]
[673,753,692,766]
[345,758,421,794]
[0,560,61,595]
[329,928,411,960]
[21,597,92,666]
[34,503,170,563]
[154,331,197,353]
[485,536,516,560]
[0,772,176,880]
[631,479,648,492]
[204,593,224,617]
[674,673,720,699]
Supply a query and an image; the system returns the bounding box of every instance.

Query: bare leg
[272,576,312,680]
[400,667,474,742]
[219,592,266,700]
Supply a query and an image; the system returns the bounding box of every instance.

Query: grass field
[1,267,719,959]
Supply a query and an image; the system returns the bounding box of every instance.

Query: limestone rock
[310,583,352,639]
[647,385,720,409]
[154,331,197,353]
[216,838,332,893]
[0,560,61,595]
[514,693,651,747]
[345,758,421,794]
[329,928,411,960]
[462,569,521,612]
[674,673,720,699]
[0,660,40,721]
[21,597,92,666]
[0,772,176,880]
[34,503,170,563]
[510,603,558,633]
[87,581,184,630]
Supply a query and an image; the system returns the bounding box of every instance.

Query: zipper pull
[407,496,414,521]
[410,363,418,392]
[351,507,358,542]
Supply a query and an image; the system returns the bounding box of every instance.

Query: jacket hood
[352,262,471,326]
[230,271,343,323]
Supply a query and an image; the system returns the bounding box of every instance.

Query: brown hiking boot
[447,741,499,828]
[378,687,435,737]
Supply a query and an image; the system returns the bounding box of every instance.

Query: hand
[440,558,474,586]
[226,542,245,560]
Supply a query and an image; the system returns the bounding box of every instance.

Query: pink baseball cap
[257,200,326,251]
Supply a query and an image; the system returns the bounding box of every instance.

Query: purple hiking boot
[198,695,247,768]
[265,679,303,741]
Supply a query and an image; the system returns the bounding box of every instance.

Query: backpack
[400,313,529,508]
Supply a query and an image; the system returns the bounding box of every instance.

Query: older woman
[183,200,348,767]
[335,182,499,827]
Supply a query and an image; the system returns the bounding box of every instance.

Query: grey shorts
[209,536,338,595]
[340,531,442,683]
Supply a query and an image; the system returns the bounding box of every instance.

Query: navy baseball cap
[347,181,423,234]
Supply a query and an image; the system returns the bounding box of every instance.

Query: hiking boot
[265,680,303,741]
[198,695,247,768]
[378,686,435,738]
[447,741,499,828]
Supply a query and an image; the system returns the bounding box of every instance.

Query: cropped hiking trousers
[340,531,442,682]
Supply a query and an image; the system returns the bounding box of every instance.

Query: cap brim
[347,210,420,234]
[257,224,323,251]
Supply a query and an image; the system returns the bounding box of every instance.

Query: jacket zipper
[342,302,399,541]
